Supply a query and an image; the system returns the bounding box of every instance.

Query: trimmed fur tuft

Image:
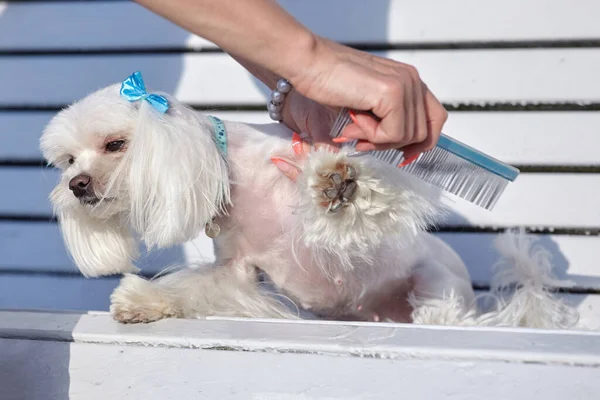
[292,147,445,273]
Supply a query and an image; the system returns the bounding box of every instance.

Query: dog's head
[40,73,230,277]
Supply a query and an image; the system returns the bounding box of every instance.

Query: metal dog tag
[205,221,221,238]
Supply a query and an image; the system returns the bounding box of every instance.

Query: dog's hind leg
[109,263,299,323]
[408,258,479,326]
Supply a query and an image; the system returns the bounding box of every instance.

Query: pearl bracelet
[268,78,292,121]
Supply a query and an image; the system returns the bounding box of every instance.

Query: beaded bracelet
[268,78,292,122]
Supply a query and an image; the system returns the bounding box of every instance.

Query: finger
[372,85,408,145]
[398,143,426,160]
[334,123,365,142]
[354,140,401,152]
[354,140,378,152]
[403,85,415,146]
[414,80,428,145]
[271,156,302,181]
[334,111,380,141]
[424,86,448,145]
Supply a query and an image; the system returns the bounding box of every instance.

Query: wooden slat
[0,274,118,312]
[3,168,600,227]
[0,1,208,51]
[443,112,600,166]
[2,309,600,356]
[2,50,600,106]
[3,222,600,291]
[4,111,600,166]
[436,232,600,291]
[3,337,599,400]
[0,112,55,160]
[441,173,600,227]
[0,221,215,275]
[1,0,599,51]
[0,167,57,215]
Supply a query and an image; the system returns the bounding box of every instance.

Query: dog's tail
[411,228,580,329]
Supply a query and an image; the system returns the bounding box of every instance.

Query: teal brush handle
[436,134,519,181]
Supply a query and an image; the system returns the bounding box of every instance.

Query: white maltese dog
[40,71,578,329]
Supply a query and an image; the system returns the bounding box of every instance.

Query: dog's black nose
[69,174,92,198]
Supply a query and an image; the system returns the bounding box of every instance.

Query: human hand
[279,90,338,146]
[288,37,448,159]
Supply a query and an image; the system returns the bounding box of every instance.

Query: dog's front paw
[110,274,180,324]
[313,159,359,213]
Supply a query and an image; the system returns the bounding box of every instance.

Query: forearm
[134,0,317,81]
[230,54,280,90]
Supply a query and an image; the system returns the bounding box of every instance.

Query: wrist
[226,29,317,91]
[274,30,320,86]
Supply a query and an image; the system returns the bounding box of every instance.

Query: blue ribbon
[120,71,169,114]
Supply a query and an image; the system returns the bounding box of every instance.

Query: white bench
[1,1,600,398]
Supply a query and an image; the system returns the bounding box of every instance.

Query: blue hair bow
[120,71,169,114]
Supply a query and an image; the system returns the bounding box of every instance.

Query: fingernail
[332,137,352,143]
[292,132,303,155]
[270,156,285,165]
[348,110,358,124]
[398,154,419,167]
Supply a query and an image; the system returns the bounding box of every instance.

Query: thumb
[271,156,302,182]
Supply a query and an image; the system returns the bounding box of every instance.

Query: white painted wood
[441,173,600,227]
[2,310,600,361]
[2,337,599,400]
[61,339,600,400]
[5,168,600,227]
[3,222,600,291]
[2,50,600,106]
[563,294,600,331]
[5,111,600,166]
[443,112,600,166]
[1,0,599,50]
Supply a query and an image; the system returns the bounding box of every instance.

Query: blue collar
[207,115,228,157]
[205,115,229,237]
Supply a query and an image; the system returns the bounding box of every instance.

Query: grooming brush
[329,108,520,211]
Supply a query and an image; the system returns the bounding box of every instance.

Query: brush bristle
[396,148,509,210]
[328,108,512,210]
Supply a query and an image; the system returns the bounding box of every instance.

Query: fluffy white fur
[124,101,230,249]
[40,77,579,329]
[411,229,579,328]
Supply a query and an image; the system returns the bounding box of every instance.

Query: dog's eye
[106,140,126,152]
[68,157,75,165]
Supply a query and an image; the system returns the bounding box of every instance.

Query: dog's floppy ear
[124,97,230,250]
[55,205,139,278]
